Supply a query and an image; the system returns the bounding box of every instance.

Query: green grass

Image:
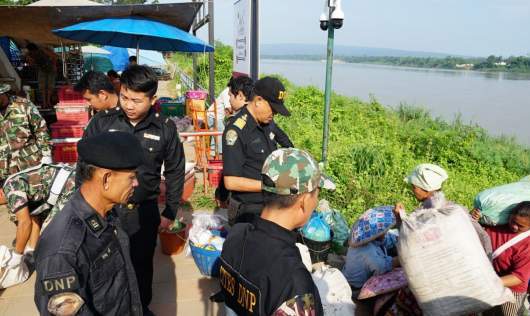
[172,43,530,224]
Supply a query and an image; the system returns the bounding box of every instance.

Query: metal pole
[208,0,215,103]
[321,12,334,165]
[250,0,259,81]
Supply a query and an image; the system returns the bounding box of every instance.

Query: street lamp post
[320,0,344,165]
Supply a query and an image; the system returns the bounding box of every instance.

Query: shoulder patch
[225,129,238,146]
[42,274,80,295]
[47,292,84,316]
[272,294,316,316]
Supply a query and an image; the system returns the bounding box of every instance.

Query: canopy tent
[28,0,102,6]
[0,2,201,46]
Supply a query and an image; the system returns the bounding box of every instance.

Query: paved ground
[0,80,226,315]
[0,199,225,316]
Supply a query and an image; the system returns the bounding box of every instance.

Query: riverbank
[171,44,530,223]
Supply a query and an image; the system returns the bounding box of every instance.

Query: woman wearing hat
[394,163,492,253]
[342,206,400,313]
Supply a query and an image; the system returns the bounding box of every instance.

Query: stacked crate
[51,85,90,164]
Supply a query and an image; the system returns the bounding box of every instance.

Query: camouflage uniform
[220,148,334,316]
[3,164,75,228]
[0,85,51,186]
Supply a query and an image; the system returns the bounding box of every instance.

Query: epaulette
[233,113,247,130]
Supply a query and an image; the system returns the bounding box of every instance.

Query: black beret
[77,131,143,169]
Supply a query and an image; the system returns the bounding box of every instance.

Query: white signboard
[233,0,252,76]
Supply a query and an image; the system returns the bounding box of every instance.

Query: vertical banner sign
[233,0,252,77]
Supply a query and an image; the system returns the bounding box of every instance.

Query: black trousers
[121,199,160,311]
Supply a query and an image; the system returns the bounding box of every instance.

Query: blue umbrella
[53,16,214,54]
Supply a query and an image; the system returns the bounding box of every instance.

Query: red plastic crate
[55,105,90,124]
[51,122,85,138]
[52,140,79,163]
[58,85,85,104]
[207,160,223,188]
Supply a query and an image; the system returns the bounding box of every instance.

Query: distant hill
[261,43,453,58]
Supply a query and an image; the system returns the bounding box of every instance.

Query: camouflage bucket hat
[0,84,10,94]
[261,148,336,195]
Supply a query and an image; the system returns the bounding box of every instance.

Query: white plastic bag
[0,245,29,289]
[312,264,356,316]
[187,212,227,255]
[295,243,312,272]
[397,205,513,315]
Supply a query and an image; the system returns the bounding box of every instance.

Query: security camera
[330,0,344,29]
[319,2,329,31]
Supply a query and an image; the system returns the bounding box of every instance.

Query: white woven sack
[312,265,356,316]
[0,245,29,289]
[397,205,513,316]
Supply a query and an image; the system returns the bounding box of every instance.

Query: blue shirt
[342,241,393,288]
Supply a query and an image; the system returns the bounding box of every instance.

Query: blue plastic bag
[301,212,331,242]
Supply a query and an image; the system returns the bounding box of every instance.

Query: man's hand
[471,208,482,221]
[159,216,174,232]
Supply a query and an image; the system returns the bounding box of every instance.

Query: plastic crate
[58,85,85,104]
[161,102,185,117]
[51,122,85,138]
[55,105,90,124]
[207,160,223,188]
[189,241,221,277]
[52,139,80,163]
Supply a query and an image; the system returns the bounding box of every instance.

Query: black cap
[77,132,143,169]
[254,77,290,116]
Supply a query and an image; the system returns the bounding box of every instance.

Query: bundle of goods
[317,200,351,254]
[51,85,89,163]
[185,90,207,122]
[349,206,396,248]
[397,204,513,315]
[312,264,356,315]
[474,177,530,225]
[358,268,407,300]
[159,220,187,256]
[188,213,228,277]
[299,212,332,263]
[0,245,29,289]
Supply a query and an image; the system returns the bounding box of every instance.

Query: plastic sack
[318,200,351,247]
[312,264,356,315]
[295,243,313,272]
[0,245,29,289]
[301,212,331,242]
[474,180,530,225]
[397,205,513,316]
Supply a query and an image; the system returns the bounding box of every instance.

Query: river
[261,59,530,146]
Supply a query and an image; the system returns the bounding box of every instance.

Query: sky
[160,0,530,57]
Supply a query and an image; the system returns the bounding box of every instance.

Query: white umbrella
[81,45,111,55]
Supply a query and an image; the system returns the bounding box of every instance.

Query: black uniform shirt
[34,191,142,315]
[80,107,185,220]
[219,217,323,315]
[222,107,278,205]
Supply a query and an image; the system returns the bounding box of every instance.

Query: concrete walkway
[0,202,225,316]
